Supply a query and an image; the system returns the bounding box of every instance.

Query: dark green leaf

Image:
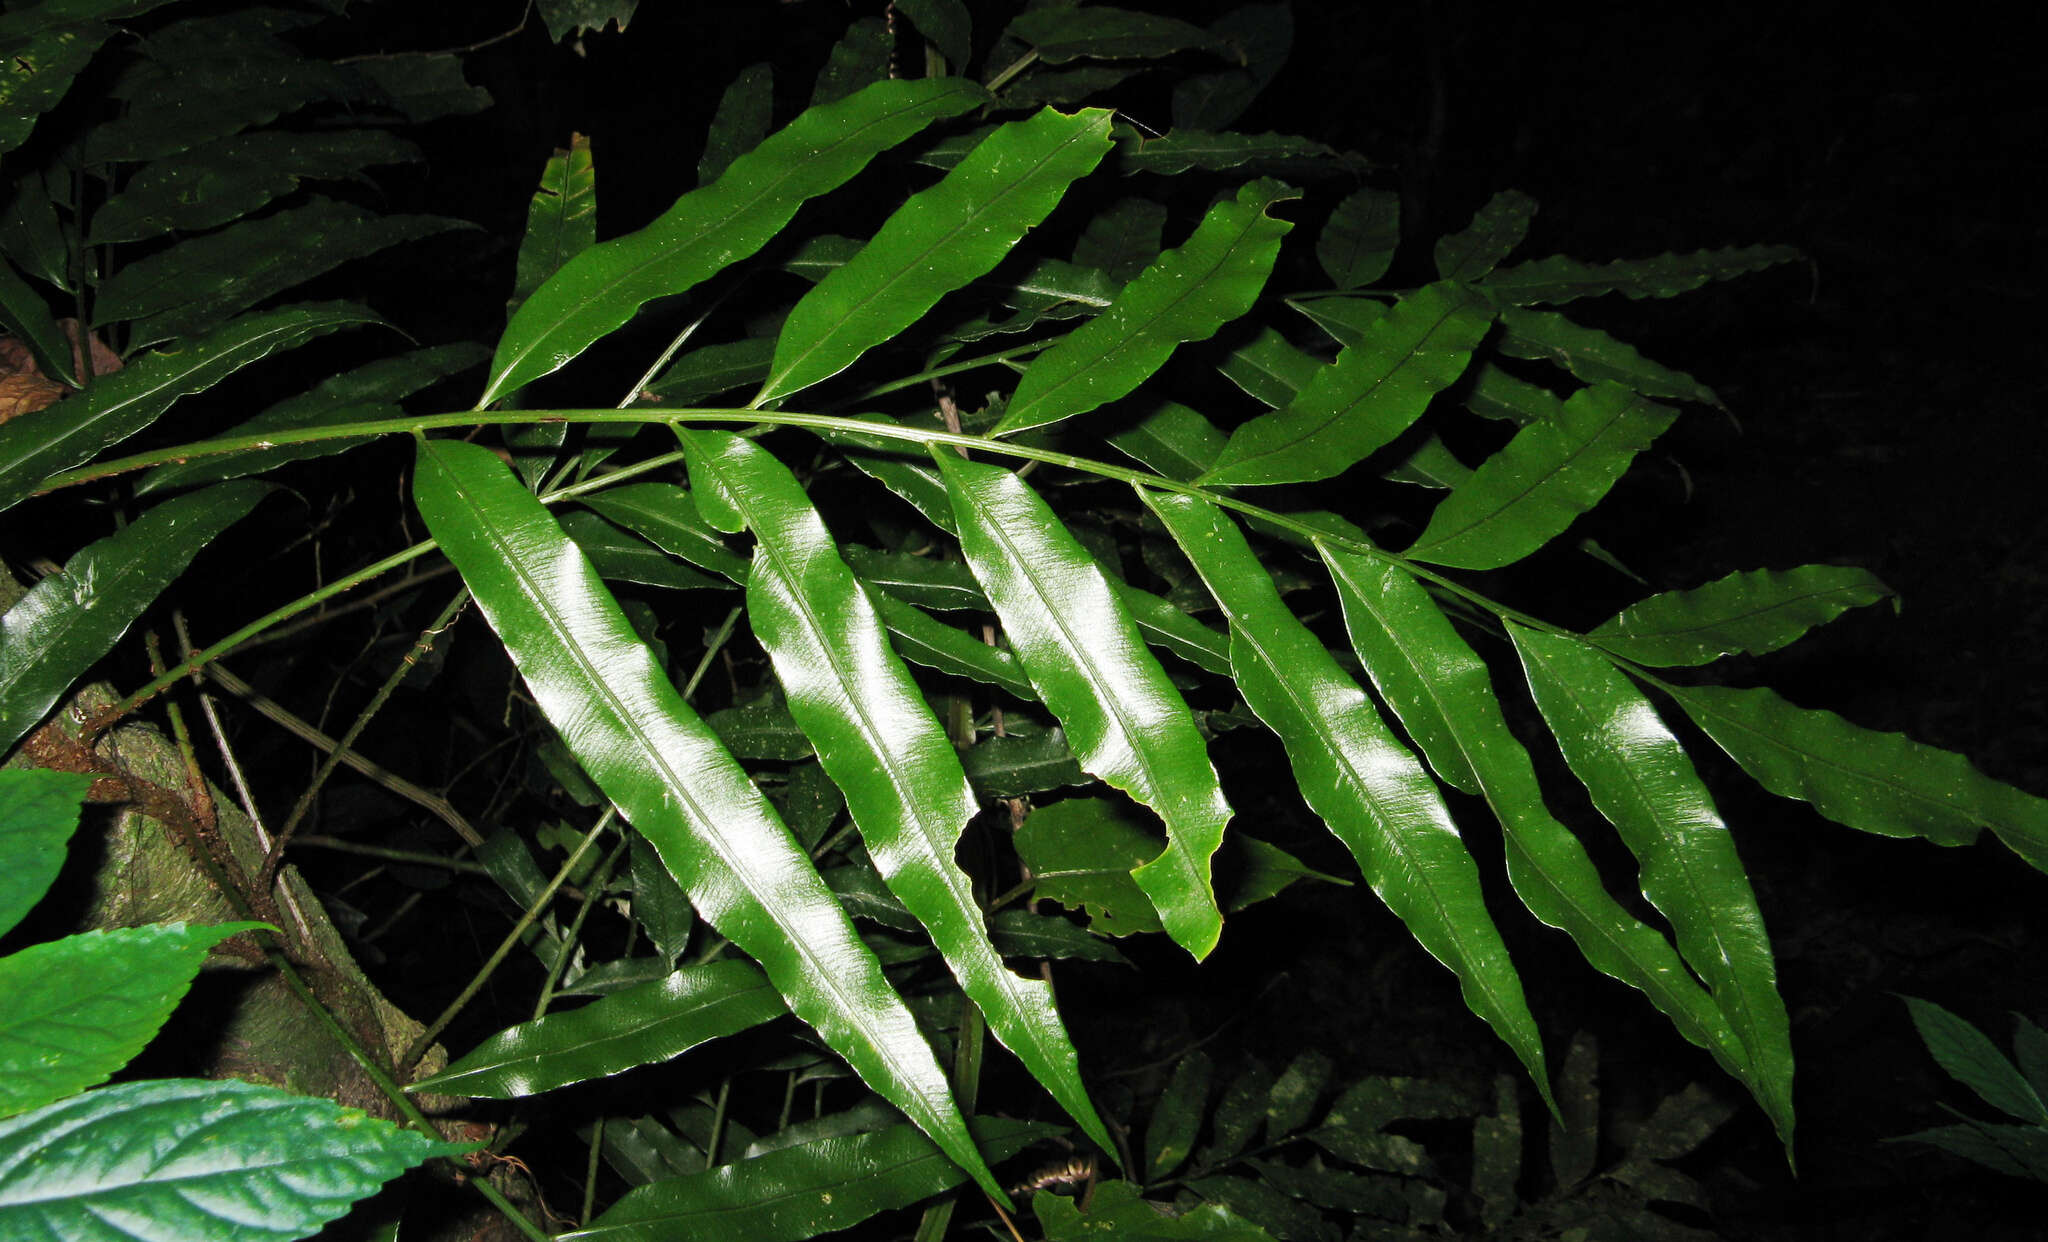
[1108,399,1227,482]
[2016,1015,2048,1101]
[1171,4,1291,131]
[897,0,972,71]
[962,727,1090,799]
[1464,362,1563,425]
[1249,1157,1408,1216]
[347,52,491,123]
[1890,1119,2048,1182]
[0,922,266,1120]
[868,590,1038,700]
[1588,565,1895,668]
[1900,996,2047,1125]
[0,1,178,160]
[580,483,750,581]
[997,177,1296,436]
[1213,326,1321,408]
[0,769,92,939]
[1,168,74,293]
[988,909,1130,965]
[646,337,775,403]
[0,1078,466,1241]
[485,78,986,406]
[1406,382,1676,569]
[560,510,727,592]
[1434,190,1537,282]
[941,455,1231,959]
[0,481,269,752]
[809,15,891,107]
[629,834,694,961]
[1317,187,1400,288]
[1113,128,1349,176]
[1198,1059,1274,1165]
[1201,282,1491,486]
[1145,1050,1212,1180]
[1015,795,1167,937]
[1043,1179,1279,1241]
[89,131,421,244]
[1481,244,1804,306]
[0,256,75,388]
[411,437,999,1201]
[1497,306,1720,407]
[1265,1049,1332,1138]
[1007,7,1217,62]
[699,64,772,185]
[1073,195,1166,283]
[509,133,597,317]
[87,33,351,166]
[1290,293,1387,347]
[840,545,987,612]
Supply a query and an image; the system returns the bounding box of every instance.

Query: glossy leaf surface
[1148,492,1549,1100]
[1407,382,1675,570]
[1512,623,1793,1148]
[941,455,1230,958]
[0,481,269,753]
[410,437,999,1200]
[0,922,265,1120]
[0,769,92,939]
[997,177,1297,435]
[758,107,1112,402]
[1482,244,1804,306]
[484,78,985,406]
[1201,283,1492,486]
[0,1078,465,1242]
[1588,565,1894,668]
[679,430,1110,1152]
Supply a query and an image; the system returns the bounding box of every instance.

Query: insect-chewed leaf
[0,302,380,513]
[1434,190,1537,282]
[1406,381,1675,570]
[1587,565,1894,668]
[0,769,93,940]
[1319,546,1746,1107]
[677,429,1112,1155]
[1497,306,1720,407]
[1146,492,1549,1105]
[1317,187,1400,289]
[996,177,1296,436]
[757,107,1112,403]
[409,436,1001,1203]
[0,922,268,1120]
[1005,6,1217,61]
[508,133,597,317]
[939,455,1230,959]
[1481,244,1805,307]
[1200,282,1491,487]
[1510,624,1794,1152]
[0,481,270,753]
[1666,683,2048,873]
[484,77,986,407]
[89,131,421,244]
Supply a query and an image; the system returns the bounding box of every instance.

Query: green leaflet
[483,77,986,407]
[409,437,1001,1203]
[0,1078,467,1242]
[996,177,1298,436]
[561,510,728,592]
[89,130,421,244]
[1146,492,1549,1107]
[647,337,775,403]
[1434,190,1537,282]
[1897,996,2048,1126]
[411,961,785,1099]
[1497,306,1721,407]
[1038,1178,1278,1241]
[1406,381,1675,570]
[563,1119,1053,1242]
[698,63,772,186]
[0,769,93,940]
[1006,6,1217,62]
[1317,187,1400,289]
[896,0,972,71]
[1113,128,1345,176]
[1481,244,1805,307]
[866,590,1038,700]
[0,301,379,513]
[0,922,266,1120]
[1214,326,1321,408]
[579,483,750,581]
[0,256,75,389]
[676,430,1112,1155]
[938,454,1231,959]
[1510,624,1794,1152]
[1666,683,2048,873]
[1171,3,1291,131]
[1319,547,1746,1105]
[1146,1050,1212,1180]
[0,481,270,753]
[0,2,177,161]
[538,0,637,42]
[1109,399,1229,482]
[1074,195,1167,283]
[756,106,1113,403]
[809,16,890,107]
[1587,565,1895,667]
[508,132,597,317]
[91,197,466,348]
[1200,283,1492,487]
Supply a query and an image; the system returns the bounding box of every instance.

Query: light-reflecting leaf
[996,177,1296,436]
[1667,683,2048,872]
[940,455,1230,958]
[484,78,986,406]
[1511,624,1793,1150]
[1201,282,1491,486]
[757,107,1112,403]
[0,769,92,939]
[1587,565,1894,668]
[1006,7,1216,61]
[0,481,269,752]
[1481,244,1804,307]
[1317,187,1400,288]
[410,437,1001,1201]
[1406,381,1675,570]
[0,302,379,513]
[563,1118,1052,1242]
[0,922,266,1120]
[1147,493,1550,1103]
[1434,190,1537,282]
[89,130,421,244]
[1899,995,2048,1125]
[678,430,1111,1153]
[1498,306,1720,407]
[509,133,597,317]
[412,962,784,1099]
[0,1078,466,1242]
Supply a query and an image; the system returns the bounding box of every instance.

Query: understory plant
[2,1,2043,1239]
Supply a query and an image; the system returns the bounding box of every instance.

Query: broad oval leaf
[0,480,270,752]
[1317,187,1400,289]
[677,430,1112,1154]
[409,436,1002,1202]
[1587,565,1894,668]
[1665,682,2048,873]
[1510,623,1794,1151]
[412,961,785,1099]
[1434,190,1537,282]
[1480,244,1804,307]
[1146,492,1549,1105]
[939,455,1231,959]
[996,177,1298,436]
[1200,283,1492,487]
[756,106,1113,403]
[1406,381,1676,570]
[0,922,266,1120]
[0,302,380,513]
[0,768,93,939]
[484,77,986,407]
[0,1077,467,1242]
